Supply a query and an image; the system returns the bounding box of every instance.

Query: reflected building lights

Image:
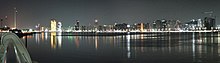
[35,34,40,44]
[219,32,220,46]
[211,36,214,44]
[18,31,220,63]
[140,34,144,52]
[192,32,196,62]
[75,36,79,48]
[95,36,98,50]
[204,36,207,44]
[109,37,116,46]
[127,35,131,58]
[51,32,57,49]
[141,34,144,40]
[41,32,44,42]
[218,44,220,56]
[22,36,33,39]
[168,34,171,53]
[218,33,220,44]
[141,47,144,53]
[178,33,182,52]
[24,31,220,62]
[45,32,48,40]
[197,33,202,44]
[192,32,195,44]
[57,32,62,48]
[198,45,202,58]
[68,36,73,43]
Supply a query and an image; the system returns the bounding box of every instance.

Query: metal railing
[0,33,32,63]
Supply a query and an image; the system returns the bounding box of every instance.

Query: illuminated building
[81,26,86,31]
[152,19,168,31]
[35,24,40,31]
[140,23,144,32]
[41,27,44,32]
[197,19,203,28]
[184,18,214,30]
[152,21,156,31]
[204,17,215,30]
[94,19,98,31]
[50,19,57,32]
[155,20,163,31]
[114,23,128,31]
[146,23,151,31]
[103,25,114,31]
[161,20,168,31]
[137,23,144,32]
[167,20,180,31]
[152,19,181,31]
[75,20,79,30]
[187,19,197,30]
[57,22,62,32]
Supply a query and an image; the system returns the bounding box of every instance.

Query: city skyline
[0,0,220,28]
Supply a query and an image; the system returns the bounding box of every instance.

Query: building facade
[50,19,57,32]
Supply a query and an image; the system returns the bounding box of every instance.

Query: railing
[0,33,32,63]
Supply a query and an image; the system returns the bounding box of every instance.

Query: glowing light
[95,36,98,50]
[95,19,98,22]
[41,27,44,32]
[57,22,62,32]
[45,28,48,32]
[50,19,57,32]
[140,23,144,32]
[29,29,33,32]
[75,36,79,48]
[127,25,130,28]
[127,35,131,58]
[57,32,62,48]
[51,32,57,49]
[45,32,48,40]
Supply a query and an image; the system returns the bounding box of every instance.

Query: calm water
[21,32,220,63]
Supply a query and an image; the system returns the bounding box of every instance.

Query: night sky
[0,0,219,29]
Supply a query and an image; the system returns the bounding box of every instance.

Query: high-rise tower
[75,20,80,30]
[51,19,57,32]
[94,19,98,31]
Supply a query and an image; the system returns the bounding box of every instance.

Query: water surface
[22,32,220,63]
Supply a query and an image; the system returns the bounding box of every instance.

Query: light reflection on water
[25,32,220,63]
[50,32,56,49]
[127,35,131,58]
[57,32,62,48]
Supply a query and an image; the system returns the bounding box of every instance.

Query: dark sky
[0,0,220,28]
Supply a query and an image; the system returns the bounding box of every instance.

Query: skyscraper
[57,22,62,32]
[197,19,203,28]
[137,23,144,32]
[75,20,80,30]
[204,17,215,30]
[94,19,98,31]
[50,19,57,32]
